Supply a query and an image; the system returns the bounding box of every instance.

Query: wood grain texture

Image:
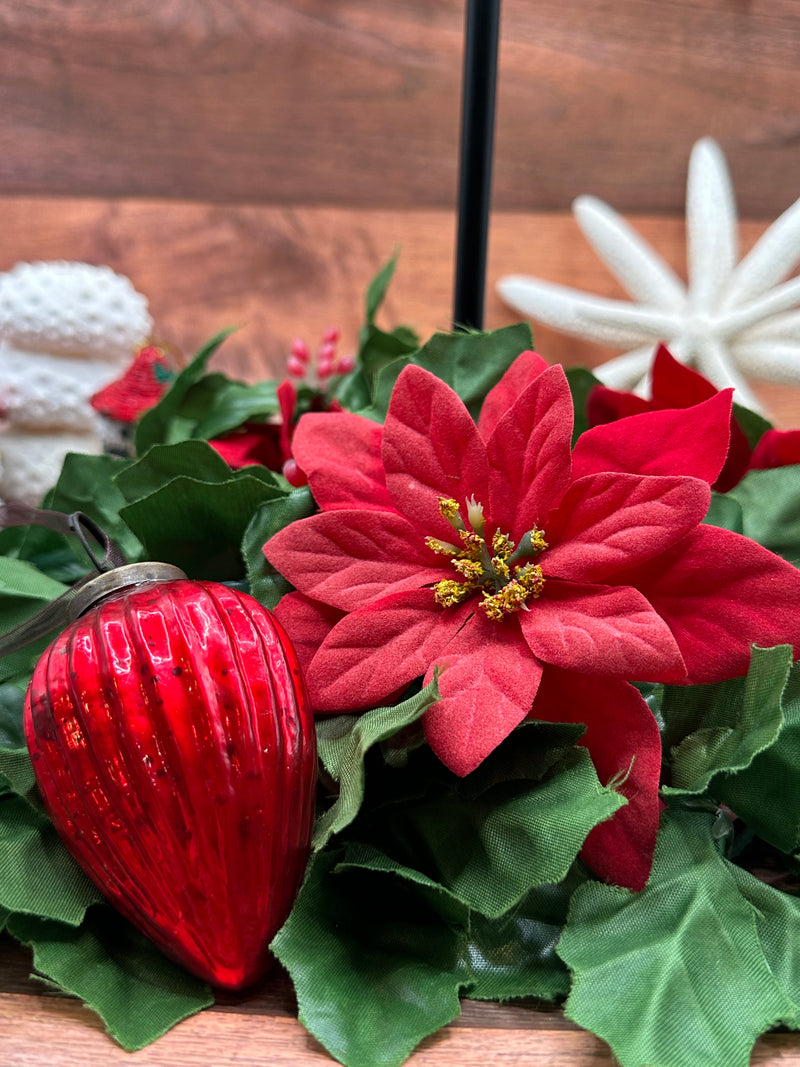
[0,1,798,214]
[0,196,797,426]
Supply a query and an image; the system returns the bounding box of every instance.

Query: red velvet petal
[306,590,475,711]
[519,580,686,682]
[272,592,344,679]
[210,425,284,471]
[749,428,800,471]
[571,390,733,485]
[382,366,491,542]
[544,472,710,583]
[486,364,574,539]
[291,412,395,512]
[650,343,717,408]
[623,525,800,683]
[586,385,651,427]
[264,509,441,611]
[533,666,662,891]
[477,350,549,441]
[422,614,543,776]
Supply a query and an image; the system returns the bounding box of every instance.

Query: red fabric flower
[265,350,800,889]
[209,381,309,484]
[90,345,174,423]
[587,344,800,490]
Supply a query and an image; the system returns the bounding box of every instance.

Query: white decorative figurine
[497,138,800,411]
[0,262,152,502]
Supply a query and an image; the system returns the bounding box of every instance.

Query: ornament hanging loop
[67,511,126,573]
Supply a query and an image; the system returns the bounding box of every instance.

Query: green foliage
[7,908,213,1050]
[368,323,534,422]
[559,809,795,1067]
[565,366,601,443]
[241,487,317,609]
[728,465,800,565]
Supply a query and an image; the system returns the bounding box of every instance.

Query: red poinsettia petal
[306,590,475,711]
[533,666,662,891]
[586,384,652,427]
[544,472,710,583]
[519,579,686,682]
[650,343,717,408]
[624,524,800,683]
[422,613,543,776]
[571,390,733,485]
[382,365,491,542]
[272,592,344,678]
[486,364,574,539]
[477,349,549,441]
[264,509,441,611]
[291,412,395,512]
[749,428,800,471]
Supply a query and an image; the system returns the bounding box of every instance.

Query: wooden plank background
[2,2,800,1063]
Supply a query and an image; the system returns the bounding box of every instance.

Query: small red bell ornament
[22,560,317,991]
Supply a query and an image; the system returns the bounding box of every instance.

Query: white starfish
[497,138,800,411]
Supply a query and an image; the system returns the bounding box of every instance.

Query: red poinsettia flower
[265,351,800,890]
[587,344,800,490]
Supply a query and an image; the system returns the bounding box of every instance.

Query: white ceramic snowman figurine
[0,262,152,503]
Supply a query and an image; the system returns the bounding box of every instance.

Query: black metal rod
[453,0,501,331]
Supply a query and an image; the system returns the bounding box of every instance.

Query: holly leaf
[703,491,744,534]
[119,474,285,580]
[373,746,623,918]
[558,809,795,1067]
[369,324,534,422]
[115,439,237,502]
[665,644,792,795]
[565,366,601,444]
[733,402,773,450]
[312,676,441,851]
[240,486,317,609]
[728,465,800,565]
[727,862,800,1027]
[0,796,101,923]
[273,847,466,1067]
[714,660,800,853]
[134,328,237,454]
[0,683,36,800]
[191,379,279,440]
[6,907,213,1050]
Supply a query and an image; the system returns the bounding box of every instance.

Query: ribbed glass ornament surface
[24,579,317,991]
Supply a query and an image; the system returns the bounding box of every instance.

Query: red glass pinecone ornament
[24,564,317,991]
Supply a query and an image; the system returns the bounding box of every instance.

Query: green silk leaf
[0,796,101,923]
[703,491,744,533]
[272,848,466,1067]
[119,473,284,580]
[6,908,213,1051]
[728,465,800,565]
[191,379,279,441]
[135,327,237,454]
[241,486,317,609]
[558,809,795,1067]
[373,746,623,918]
[665,644,792,795]
[565,366,601,443]
[732,402,773,450]
[114,439,237,502]
[714,660,800,853]
[369,324,534,422]
[312,677,441,851]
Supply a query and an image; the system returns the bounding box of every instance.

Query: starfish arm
[737,310,800,341]
[533,667,662,891]
[726,196,800,306]
[686,138,739,312]
[693,337,763,410]
[518,579,686,682]
[264,508,442,610]
[573,195,686,309]
[306,590,475,711]
[590,346,656,391]
[731,338,800,384]
[721,275,800,336]
[496,276,677,346]
[422,615,544,776]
